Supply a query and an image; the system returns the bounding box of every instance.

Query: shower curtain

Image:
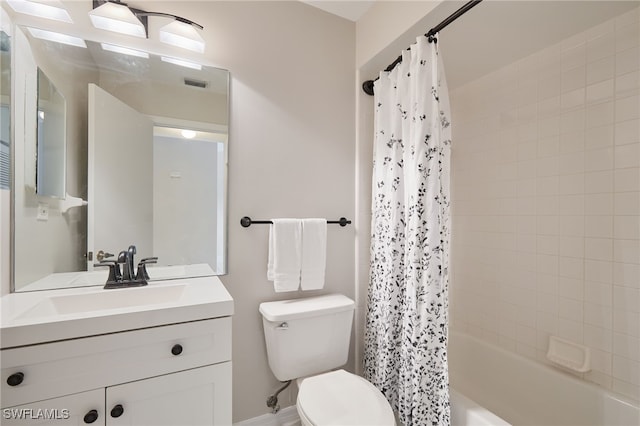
[363,35,451,426]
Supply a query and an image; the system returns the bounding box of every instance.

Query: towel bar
[240,216,351,228]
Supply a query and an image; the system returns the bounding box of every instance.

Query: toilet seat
[297,369,395,426]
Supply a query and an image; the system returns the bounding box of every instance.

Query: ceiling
[301,0,375,21]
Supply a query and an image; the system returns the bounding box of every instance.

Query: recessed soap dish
[546,335,591,373]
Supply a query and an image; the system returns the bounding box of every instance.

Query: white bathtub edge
[450,388,512,426]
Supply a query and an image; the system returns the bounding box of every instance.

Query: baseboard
[234,405,300,426]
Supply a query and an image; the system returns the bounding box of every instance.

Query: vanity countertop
[0,275,233,349]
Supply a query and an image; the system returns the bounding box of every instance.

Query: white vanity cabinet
[1,317,232,425]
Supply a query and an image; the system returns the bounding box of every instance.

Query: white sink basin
[16,284,187,320]
[1,275,234,348]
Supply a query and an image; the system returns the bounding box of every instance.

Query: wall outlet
[37,203,49,221]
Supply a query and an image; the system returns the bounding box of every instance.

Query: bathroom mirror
[36,68,66,199]
[12,25,229,292]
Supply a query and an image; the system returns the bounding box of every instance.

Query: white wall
[450,7,640,402]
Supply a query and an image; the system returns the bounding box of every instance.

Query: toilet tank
[259,294,354,381]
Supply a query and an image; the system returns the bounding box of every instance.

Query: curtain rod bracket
[362,80,375,96]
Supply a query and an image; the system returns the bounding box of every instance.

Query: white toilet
[259,294,395,426]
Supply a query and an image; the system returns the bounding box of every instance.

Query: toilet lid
[297,370,395,426]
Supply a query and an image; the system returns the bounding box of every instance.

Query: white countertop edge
[1,275,233,349]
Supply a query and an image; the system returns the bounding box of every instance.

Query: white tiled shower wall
[450,8,640,401]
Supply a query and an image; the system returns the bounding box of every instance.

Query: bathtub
[448,331,640,426]
[451,388,511,426]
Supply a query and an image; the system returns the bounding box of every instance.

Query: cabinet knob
[6,372,24,387]
[110,404,124,418]
[83,409,99,424]
[171,344,183,356]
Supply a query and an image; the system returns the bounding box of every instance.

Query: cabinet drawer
[1,317,231,408]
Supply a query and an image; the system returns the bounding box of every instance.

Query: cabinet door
[106,363,231,426]
[1,389,104,426]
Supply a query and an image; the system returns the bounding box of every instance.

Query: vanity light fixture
[6,0,72,23]
[159,20,204,53]
[90,0,205,53]
[161,56,202,71]
[101,42,149,58]
[89,0,146,38]
[26,27,87,48]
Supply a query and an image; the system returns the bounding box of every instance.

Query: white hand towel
[300,218,327,290]
[267,219,302,292]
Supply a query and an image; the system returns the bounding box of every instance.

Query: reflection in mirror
[153,127,227,272]
[13,25,229,292]
[36,68,66,198]
[1,31,10,191]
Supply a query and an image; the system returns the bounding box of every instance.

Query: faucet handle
[94,260,122,283]
[136,257,158,281]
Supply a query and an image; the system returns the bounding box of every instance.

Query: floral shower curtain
[363,35,451,426]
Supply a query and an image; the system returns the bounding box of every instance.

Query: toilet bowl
[297,369,395,426]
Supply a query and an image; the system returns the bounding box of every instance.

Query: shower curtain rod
[361,0,483,96]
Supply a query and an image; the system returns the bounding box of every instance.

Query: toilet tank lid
[259,294,354,322]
